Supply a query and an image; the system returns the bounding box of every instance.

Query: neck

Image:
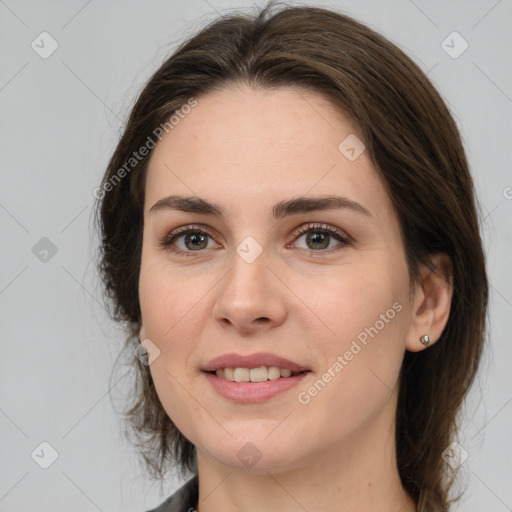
[194,398,417,512]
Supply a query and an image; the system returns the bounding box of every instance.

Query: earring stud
[420,334,430,345]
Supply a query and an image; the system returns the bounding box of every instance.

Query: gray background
[1,0,511,511]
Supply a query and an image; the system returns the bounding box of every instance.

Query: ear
[406,253,453,352]
[139,323,146,342]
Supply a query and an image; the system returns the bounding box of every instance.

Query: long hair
[94,3,489,510]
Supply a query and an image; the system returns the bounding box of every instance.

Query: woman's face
[139,84,418,472]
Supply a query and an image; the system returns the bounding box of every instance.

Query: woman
[95,2,488,511]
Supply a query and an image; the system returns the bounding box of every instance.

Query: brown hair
[95,2,488,510]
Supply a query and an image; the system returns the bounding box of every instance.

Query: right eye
[159,225,221,257]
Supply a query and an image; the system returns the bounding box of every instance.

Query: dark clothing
[146,475,199,512]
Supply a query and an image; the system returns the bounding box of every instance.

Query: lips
[202,352,310,374]
[201,352,312,402]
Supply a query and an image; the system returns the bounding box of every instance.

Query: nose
[211,245,288,335]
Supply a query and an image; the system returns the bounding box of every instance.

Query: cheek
[139,260,210,442]
[290,262,408,428]
[291,259,402,342]
[138,258,211,430]
[138,254,210,343]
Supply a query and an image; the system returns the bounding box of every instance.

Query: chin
[197,431,307,474]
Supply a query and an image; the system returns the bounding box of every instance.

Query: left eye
[289,223,350,252]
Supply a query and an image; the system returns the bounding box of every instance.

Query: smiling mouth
[206,366,310,382]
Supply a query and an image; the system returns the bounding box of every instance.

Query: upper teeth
[215,366,294,382]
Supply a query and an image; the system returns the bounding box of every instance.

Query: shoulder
[145,474,198,512]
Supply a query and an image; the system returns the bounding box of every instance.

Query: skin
[138,83,453,512]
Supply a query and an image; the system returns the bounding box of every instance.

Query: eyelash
[159,223,351,258]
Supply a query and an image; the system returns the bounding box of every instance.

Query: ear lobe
[406,253,453,352]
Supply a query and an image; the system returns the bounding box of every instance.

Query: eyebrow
[149,194,371,219]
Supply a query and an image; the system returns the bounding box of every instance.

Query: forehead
[144,84,387,218]
[159,84,362,157]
